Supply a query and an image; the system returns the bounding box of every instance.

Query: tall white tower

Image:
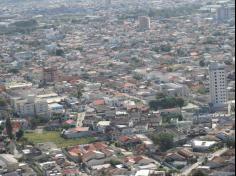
[138,16,151,31]
[209,63,228,108]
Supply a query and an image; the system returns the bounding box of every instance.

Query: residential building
[138,16,151,31]
[43,67,58,85]
[209,63,228,108]
[0,154,19,173]
[216,4,235,22]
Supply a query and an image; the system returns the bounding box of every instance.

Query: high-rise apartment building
[138,16,151,31]
[12,95,48,117]
[216,4,235,22]
[43,67,58,85]
[209,63,228,107]
[105,0,111,6]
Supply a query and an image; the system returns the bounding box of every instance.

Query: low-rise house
[39,161,62,176]
[67,142,116,168]
[0,154,19,173]
[121,83,137,93]
[216,130,235,143]
[134,123,149,133]
[192,140,218,152]
[22,147,42,160]
[135,170,166,176]
[96,121,111,133]
[177,148,194,161]
[124,156,156,169]
[49,103,65,115]
[61,127,92,139]
[118,136,142,149]
[115,125,134,135]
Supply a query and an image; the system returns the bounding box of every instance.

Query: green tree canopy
[0,98,6,107]
[192,170,208,176]
[16,129,24,141]
[6,118,13,139]
[151,132,174,152]
[199,59,205,67]
[149,96,185,110]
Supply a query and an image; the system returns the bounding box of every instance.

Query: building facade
[43,67,58,85]
[11,95,48,117]
[216,4,235,22]
[209,63,228,107]
[138,16,151,31]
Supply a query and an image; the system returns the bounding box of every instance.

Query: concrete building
[43,67,58,85]
[216,4,235,22]
[159,83,190,97]
[0,154,19,173]
[11,95,48,117]
[138,16,151,31]
[209,63,228,108]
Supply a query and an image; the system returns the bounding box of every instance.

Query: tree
[55,49,64,56]
[152,47,160,53]
[192,170,208,176]
[30,117,42,129]
[176,97,185,108]
[9,68,19,74]
[133,74,143,80]
[110,159,122,167]
[5,118,13,139]
[0,98,6,107]
[16,129,24,141]
[0,125,4,134]
[197,87,208,95]
[160,44,172,52]
[152,132,174,151]
[199,60,205,67]
[156,93,165,99]
[167,67,173,72]
[162,113,183,123]
[177,48,188,57]
[76,84,85,100]
[224,60,233,65]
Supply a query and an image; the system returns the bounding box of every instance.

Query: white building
[159,83,190,97]
[209,63,228,108]
[0,154,19,173]
[138,16,151,31]
[11,95,48,117]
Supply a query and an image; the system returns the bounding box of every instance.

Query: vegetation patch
[24,131,96,148]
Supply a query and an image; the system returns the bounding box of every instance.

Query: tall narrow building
[105,0,111,6]
[216,4,235,23]
[138,16,151,31]
[209,63,228,108]
[43,67,58,85]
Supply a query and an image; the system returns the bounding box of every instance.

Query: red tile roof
[93,99,105,106]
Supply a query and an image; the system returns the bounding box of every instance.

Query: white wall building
[138,16,151,31]
[0,154,19,173]
[209,63,228,108]
[11,95,48,117]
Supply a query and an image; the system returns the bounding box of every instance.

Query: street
[179,147,228,176]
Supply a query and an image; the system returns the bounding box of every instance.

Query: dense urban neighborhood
[0,0,235,176]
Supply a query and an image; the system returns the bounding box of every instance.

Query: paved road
[179,147,228,176]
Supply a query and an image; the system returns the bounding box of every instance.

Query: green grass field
[24,131,96,148]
